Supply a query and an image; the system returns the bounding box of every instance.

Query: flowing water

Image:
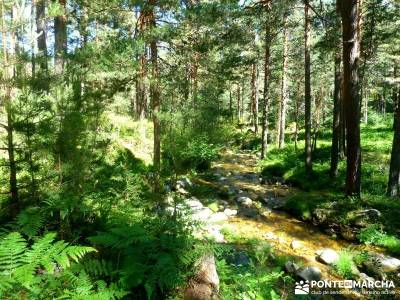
[194,150,394,299]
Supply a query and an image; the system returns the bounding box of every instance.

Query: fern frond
[82,259,114,277]
[16,208,45,238]
[0,232,27,274]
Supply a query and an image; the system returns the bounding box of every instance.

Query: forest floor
[189,149,398,299]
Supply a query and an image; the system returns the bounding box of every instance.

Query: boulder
[312,208,335,224]
[223,208,238,217]
[379,255,400,273]
[350,209,381,227]
[296,266,322,282]
[177,177,193,190]
[363,253,400,279]
[205,226,225,243]
[285,261,300,274]
[359,272,375,283]
[209,212,229,223]
[236,196,253,207]
[262,197,286,209]
[186,197,204,210]
[265,232,277,240]
[291,240,302,250]
[191,207,213,222]
[316,248,339,265]
[177,187,190,195]
[184,254,219,300]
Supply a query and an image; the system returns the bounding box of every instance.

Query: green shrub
[358,225,400,255]
[333,251,357,279]
[89,214,200,299]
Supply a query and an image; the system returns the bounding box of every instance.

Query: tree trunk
[340,0,362,197]
[330,51,342,178]
[277,15,289,149]
[363,89,368,124]
[261,19,271,159]
[294,81,301,150]
[304,0,313,175]
[1,0,19,216]
[36,0,48,73]
[54,0,67,74]
[251,63,259,134]
[237,85,241,122]
[229,90,233,121]
[149,2,161,196]
[387,65,399,197]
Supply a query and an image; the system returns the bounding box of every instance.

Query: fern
[81,258,114,277]
[16,207,45,238]
[89,217,197,299]
[0,232,97,297]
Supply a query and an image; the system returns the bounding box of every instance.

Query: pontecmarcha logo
[295,280,310,294]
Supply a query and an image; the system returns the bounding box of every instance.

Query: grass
[258,115,400,253]
[333,250,358,279]
[358,225,400,255]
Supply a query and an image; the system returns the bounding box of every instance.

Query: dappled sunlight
[198,150,387,286]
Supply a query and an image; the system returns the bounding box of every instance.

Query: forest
[0,0,399,299]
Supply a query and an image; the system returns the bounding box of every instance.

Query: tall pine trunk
[261,19,271,159]
[251,63,259,134]
[277,15,289,149]
[36,0,47,73]
[304,0,312,175]
[237,85,241,122]
[340,0,362,197]
[1,0,19,216]
[387,65,400,197]
[54,0,67,74]
[330,52,342,177]
[149,1,161,197]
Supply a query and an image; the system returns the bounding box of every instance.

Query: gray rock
[291,240,302,250]
[313,208,335,223]
[262,197,286,209]
[316,248,339,265]
[379,255,400,273]
[185,197,204,210]
[278,236,285,244]
[223,208,238,217]
[364,254,400,278]
[236,196,253,207]
[205,226,225,243]
[209,212,229,223]
[177,186,189,195]
[176,177,193,190]
[191,207,213,222]
[265,232,277,240]
[296,266,322,282]
[359,272,375,283]
[220,200,229,207]
[350,209,381,227]
[285,261,300,274]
